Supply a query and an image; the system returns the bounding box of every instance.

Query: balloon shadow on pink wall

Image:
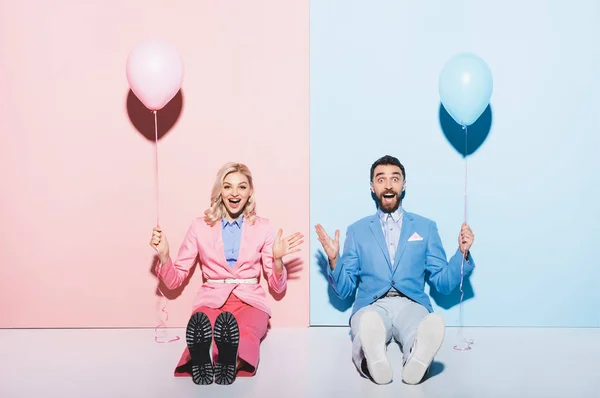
[129,88,186,299]
[126,89,184,141]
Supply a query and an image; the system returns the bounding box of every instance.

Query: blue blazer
[327,210,475,320]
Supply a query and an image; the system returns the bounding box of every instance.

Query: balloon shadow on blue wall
[439,103,493,157]
[430,103,489,309]
[315,250,356,312]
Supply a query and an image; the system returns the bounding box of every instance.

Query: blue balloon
[439,53,493,126]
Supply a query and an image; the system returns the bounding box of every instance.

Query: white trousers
[350,296,429,376]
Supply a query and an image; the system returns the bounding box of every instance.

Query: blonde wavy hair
[203,162,257,226]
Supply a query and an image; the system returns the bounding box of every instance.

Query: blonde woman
[150,162,303,385]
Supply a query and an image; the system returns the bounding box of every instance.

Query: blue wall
[309,0,600,326]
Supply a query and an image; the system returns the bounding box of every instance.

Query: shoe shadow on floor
[421,361,445,382]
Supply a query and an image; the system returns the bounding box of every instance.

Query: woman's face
[221,171,252,220]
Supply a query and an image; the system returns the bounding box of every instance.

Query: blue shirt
[377,207,403,263]
[222,216,243,267]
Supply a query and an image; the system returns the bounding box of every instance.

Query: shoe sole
[214,311,240,385]
[186,312,214,385]
[402,313,445,385]
[359,310,392,385]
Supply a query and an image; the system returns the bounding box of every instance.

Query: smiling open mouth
[229,199,241,204]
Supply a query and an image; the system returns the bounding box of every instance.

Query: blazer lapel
[369,216,392,268]
[212,222,231,272]
[393,212,414,270]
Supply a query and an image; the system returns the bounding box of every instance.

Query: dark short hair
[370,155,406,181]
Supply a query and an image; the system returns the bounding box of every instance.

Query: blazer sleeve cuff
[327,255,342,285]
[455,248,475,274]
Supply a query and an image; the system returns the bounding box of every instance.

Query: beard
[377,189,401,213]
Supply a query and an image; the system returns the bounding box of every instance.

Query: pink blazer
[157,216,287,316]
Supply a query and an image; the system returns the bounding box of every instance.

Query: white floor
[1,327,598,398]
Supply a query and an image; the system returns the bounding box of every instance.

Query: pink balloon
[126,40,184,111]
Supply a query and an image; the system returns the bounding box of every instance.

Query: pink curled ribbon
[154,284,180,344]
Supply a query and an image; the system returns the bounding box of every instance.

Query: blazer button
[373,295,378,299]
[391,280,396,285]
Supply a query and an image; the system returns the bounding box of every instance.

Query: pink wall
[0,1,309,328]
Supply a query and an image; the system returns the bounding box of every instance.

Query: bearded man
[315,155,476,385]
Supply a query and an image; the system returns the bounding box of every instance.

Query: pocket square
[408,232,423,242]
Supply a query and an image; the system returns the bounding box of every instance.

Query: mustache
[380,189,397,196]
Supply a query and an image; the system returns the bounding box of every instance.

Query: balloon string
[454,124,474,351]
[152,110,180,344]
[154,111,160,227]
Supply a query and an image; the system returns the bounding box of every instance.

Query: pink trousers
[174,294,270,378]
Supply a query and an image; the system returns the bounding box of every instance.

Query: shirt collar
[222,216,244,229]
[377,207,403,223]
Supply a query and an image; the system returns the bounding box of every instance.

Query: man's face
[371,164,405,213]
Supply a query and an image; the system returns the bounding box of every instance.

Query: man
[315,155,475,385]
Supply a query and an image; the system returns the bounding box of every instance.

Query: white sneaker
[359,310,393,385]
[402,313,445,385]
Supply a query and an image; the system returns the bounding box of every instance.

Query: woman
[149,162,303,385]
